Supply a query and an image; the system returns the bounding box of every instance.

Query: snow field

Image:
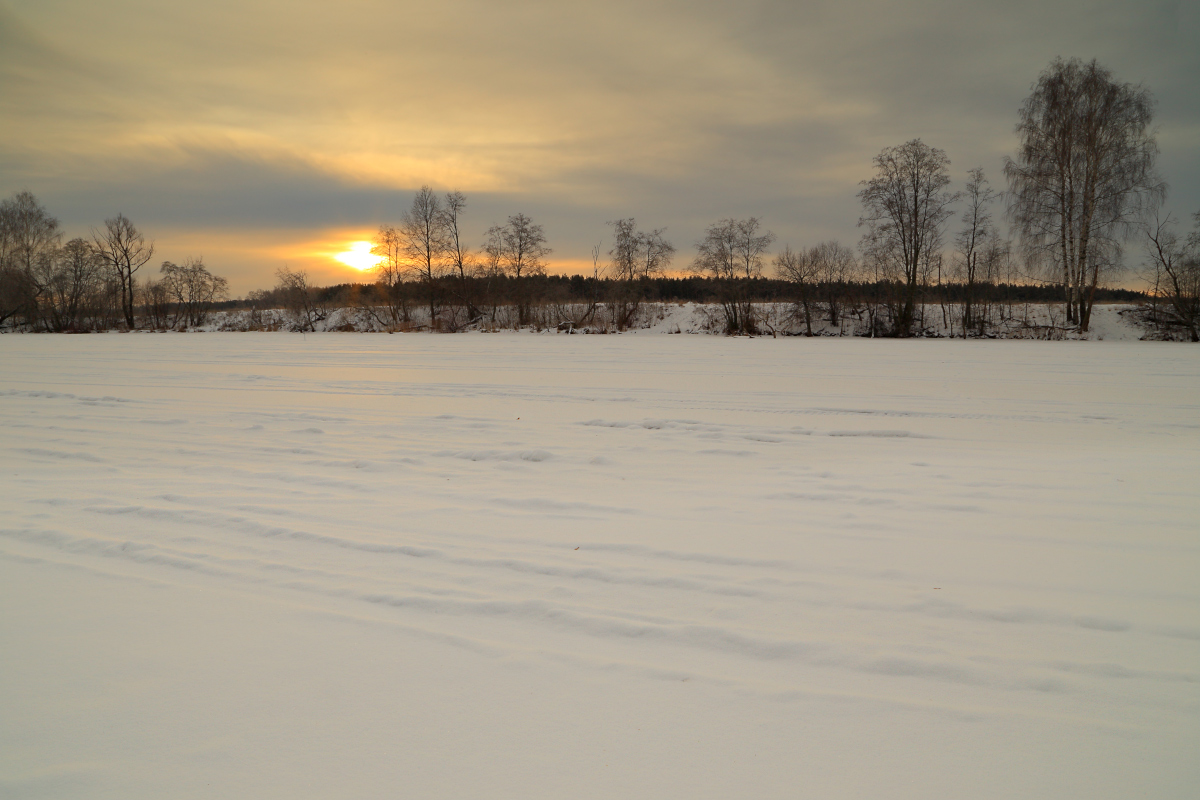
[1,334,1198,799]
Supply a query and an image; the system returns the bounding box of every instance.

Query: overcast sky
[2,0,1197,293]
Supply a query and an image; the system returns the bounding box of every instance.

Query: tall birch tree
[1004,58,1162,331]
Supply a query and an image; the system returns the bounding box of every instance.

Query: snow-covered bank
[2,336,1197,799]
[117,301,1155,339]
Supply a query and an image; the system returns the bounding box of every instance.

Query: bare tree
[369,224,411,328]
[0,202,13,317]
[856,230,891,337]
[774,246,817,335]
[609,219,639,281]
[441,191,477,323]
[159,257,228,328]
[693,219,739,333]
[608,218,674,329]
[1004,58,1163,332]
[94,274,123,330]
[92,214,154,328]
[401,186,448,329]
[693,218,773,335]
[142,276,172,330]
[480,224,507,325]
[274,266,320,331]
[490,213,550,327]
[1,191,61,275]
[579,242,604,327]
[858,139,957,337]
[811,241,856,329]
[40,238,104,331]
[0,263,24,327]
[954,168,1000,335]
[1143,210,1200,341]
[977,232,1012,331]
[0,191,61,327]
[776,241,856,336]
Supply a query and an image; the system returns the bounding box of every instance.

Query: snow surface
[1,334,1197,799]
[197,300,1150,339]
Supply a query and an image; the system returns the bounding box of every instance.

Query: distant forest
[231,275,1148,312]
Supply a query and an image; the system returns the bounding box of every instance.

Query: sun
[334,241,383,271]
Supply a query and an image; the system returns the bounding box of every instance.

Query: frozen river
[2,333,1197,798]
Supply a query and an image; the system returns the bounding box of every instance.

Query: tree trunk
[964,282,973,338]
[122,270,135,329]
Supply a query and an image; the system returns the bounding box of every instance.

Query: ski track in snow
[1,334,1198,799]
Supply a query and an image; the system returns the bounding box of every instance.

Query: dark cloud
[32,150,404,230]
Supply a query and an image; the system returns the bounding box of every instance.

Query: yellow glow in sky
[334,241,383,271]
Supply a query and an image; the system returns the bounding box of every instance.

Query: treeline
[0,192,227,332]
[272,56,1190,338]
[0,181,1165,338]
[240,269,1150,338]
[238,275,1144,313]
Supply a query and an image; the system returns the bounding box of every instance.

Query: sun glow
[334,241,383,271]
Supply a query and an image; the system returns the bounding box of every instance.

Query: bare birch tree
[694,219,739,332]
[401,186,447,329]
[608,218,674,329]
[694,218,773,334]
[480,224,507,324]
[955,168,1000,335]
[441,191,478,323]
[492,213,550,327]
[858,139,956,336]
[1004,58,1163,331]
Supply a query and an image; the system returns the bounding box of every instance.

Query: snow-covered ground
[1,335,1197,799]
[198,300,1151,339]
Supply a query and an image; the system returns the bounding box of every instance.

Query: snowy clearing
[1,335,1198,799]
